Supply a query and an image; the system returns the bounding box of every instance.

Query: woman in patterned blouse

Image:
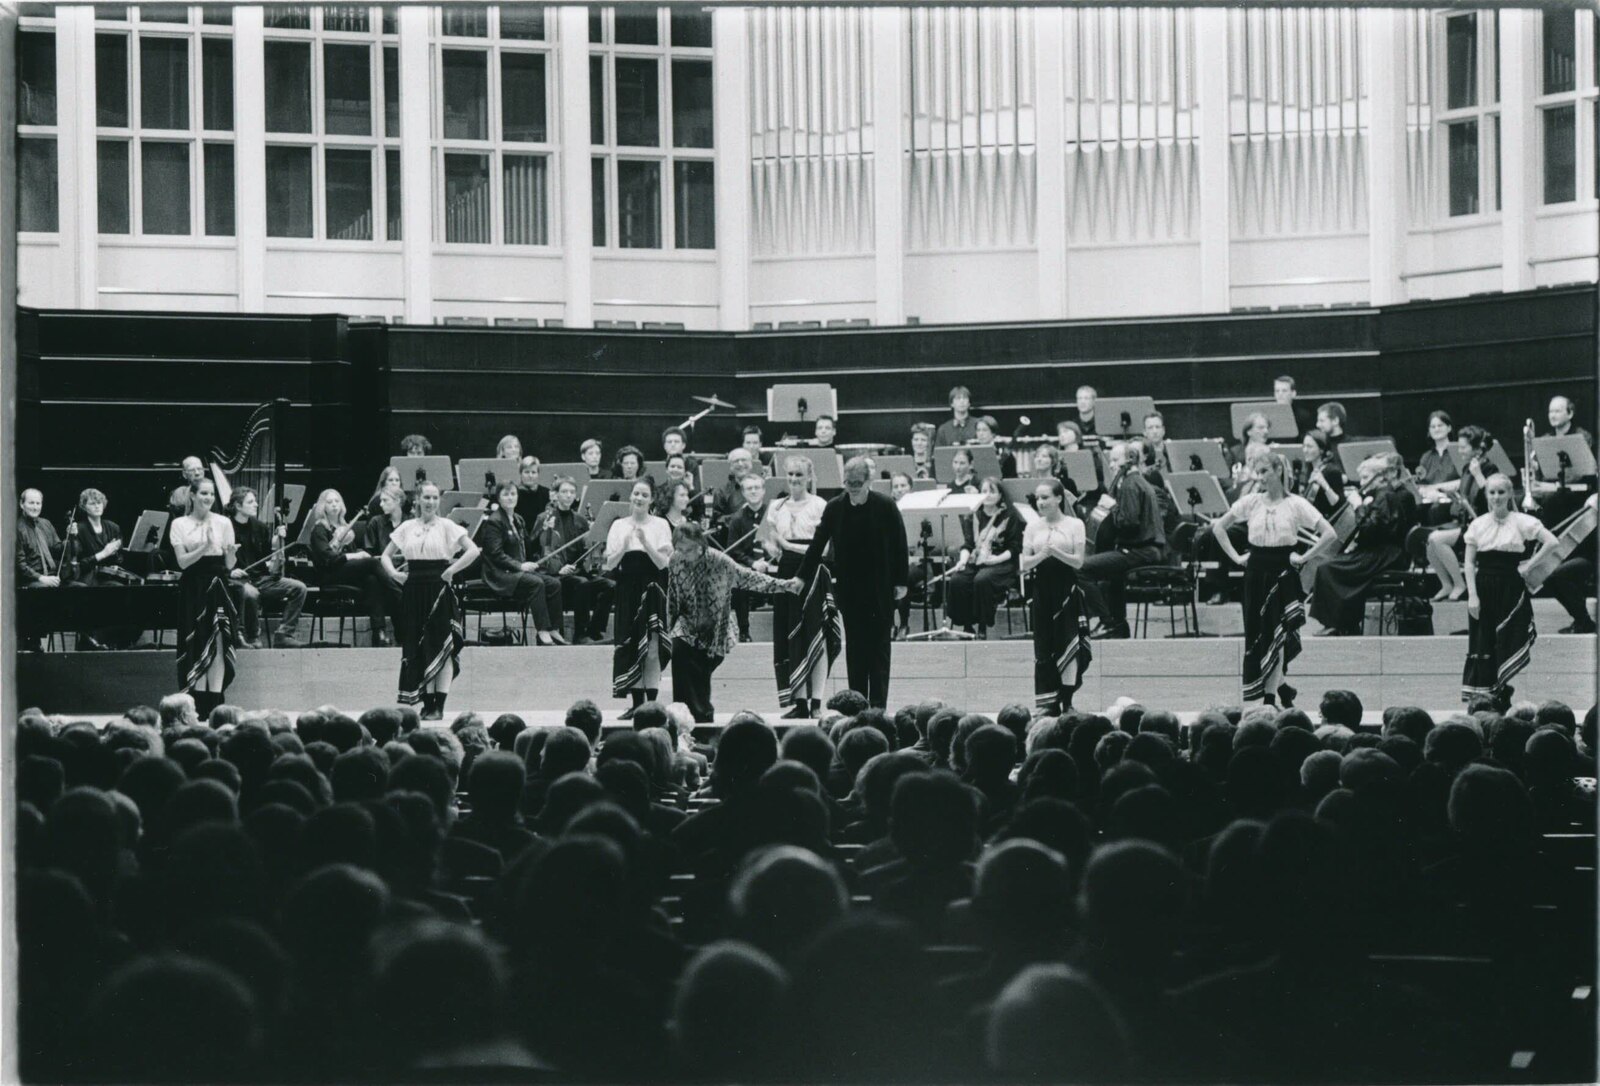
[667,522,801,723]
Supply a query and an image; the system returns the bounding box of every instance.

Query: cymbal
[693,394,737,409]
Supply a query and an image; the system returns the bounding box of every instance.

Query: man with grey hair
[163,455,209,570]
[798,456,908,708]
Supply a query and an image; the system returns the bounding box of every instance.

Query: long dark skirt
[947,560,1020,629]
[778,564,843,707]
[1463,552,1535,702]
[612,552,670,696]
[1031,557,1092,712]
[1242,546,1305,701]
[396,560,464,705]
[770,548,810,696]
[176,556,238,693]
[1309,544,1408,632]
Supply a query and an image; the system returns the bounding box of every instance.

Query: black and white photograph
[4,0,1599,1081]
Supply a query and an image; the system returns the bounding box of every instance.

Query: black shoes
[618,704,638,720]
[1559,620,1597,634]
[781,703,813,719]
[1091,624,1130,641]
[420,693,446,721]
[1277,682,1297,708]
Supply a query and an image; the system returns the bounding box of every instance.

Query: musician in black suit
[66,488,123,585]
[1079,441,1167,640]
[724,471,771,642]
[226,487,307,648]
[17,488,65,651]
[1539,494,1597,633]
[1529,395,1597,530]
[709,448,758,530]
[479,481,566,646]
[538,476,614,645]
[798,456,909,709]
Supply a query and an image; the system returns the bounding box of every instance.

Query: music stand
[1531,437,1595,486]
[781,447,844,489]
[448,507,486,535]
[899,490,982,640]
[768,383,838,425]
[581,479,635,513]
[457,457,521,496]
[1164,439,1231,480]
[1060,451,1101,498]
[1091,396,1158,437]
[873,454,919,480]
[1165,472,1231,520]
[537,462,592,488]
[1337,438,1399,480]
[391,455,454,490]
[870,479,940,497]
[934,445,1001,483]
[263,484,307,526]
[763,477,789,502]
[698,459,734,494]
[439,491,481,516]
[587,500,633,546]
[128,510,170,553]
[1230,401,1299,441]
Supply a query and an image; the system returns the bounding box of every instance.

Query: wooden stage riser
[17,639,1596,715]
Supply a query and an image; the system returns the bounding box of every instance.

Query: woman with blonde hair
[761,455,832,717]
[168,477,240,716]
[308,488,393,646]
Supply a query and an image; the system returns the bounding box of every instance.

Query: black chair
[1370,526,1437,635]
[1130,524,1202,637]
[460,580,528,644]
[307,585,363,646]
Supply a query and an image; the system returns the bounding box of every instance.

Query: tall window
[589,6,714,250]
[1536,9,1598,204]
[93,5,235,236]
[435,5,554,246]
[1438,11,1500,218]
[17,16,59,232]
[264,5,399,241]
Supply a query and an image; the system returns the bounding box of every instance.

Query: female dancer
[1463,474,1558,706]
[605,478,674,718]
[946,477,1024,639]
[759,455,828,717]
[1212,453,1337,707]
[168,477,240,717]
[666,522,802,722]
[308,489,392,646]
[1426,425,1494,601]
[1020,478,1091,715]
[613,445,646,483]
[381,482,481,720]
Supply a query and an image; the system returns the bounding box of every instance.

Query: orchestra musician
[1315,402,1348,454]
[1021,477,1091,715]
[168,477,240,718]
[1424,425,1494,602]
[68,488,136,650]
[945,477,1023,639]
[658,479,695,531]
[910,424,937,480]
[604,478,674,719]
[813,416,838,449]
[1309,454,1418,636]
[17,488,66,652]
[308,488,393,646]
[1079,441,1167,640]
[478,480,567,646]
[890,472,921,639]
[1057,420,1084,452]
[362,487,408,626]
[364,466,411,520]
[226,487,307,649]
[741,426,772,477]
[538,475,616,645]
[1073,386,1099,442]
[1413,411,1461,529]
[162,456,209,570]
[947,448,980,495]
[1539,494,1598,634]
[1274,375,1316,437]
[1297,430,1346,522]
[1029,443,1066,486]
[657,455,703,521]
[1142,412,1168,465]
[398,434,432,457]
[380,481,481,721]
[1228,413,1273,494]
[581,438,610,479]
[935,386,978,447]
[516,457,551,525]
[661,427,700,485]
[797,456,910,710]
[761,455,829,717]
[666,522,802,724]
[613,445,646,482]
[1528,395,1597,529]
[973,417,1018,479]
[1462,473,1560,707]
[724,471,772,643]
[709,448,758,530]
[496,434,523,462]
[1211,453,1338,707]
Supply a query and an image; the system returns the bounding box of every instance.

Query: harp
[209,398,290,525]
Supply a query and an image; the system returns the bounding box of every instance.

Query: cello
[1523,495,1598,592]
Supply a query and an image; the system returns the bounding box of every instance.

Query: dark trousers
[1543,555,1596,625]
[732,588,755,637]
[841,602,893,708]
[230,574,308,640]
[503,571,563,630]
[671,638,722,722]
[321,557,390,632]
[1080,545,1162,629]
[560,573,615,637]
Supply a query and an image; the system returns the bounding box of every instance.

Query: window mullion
[489,46,502,244]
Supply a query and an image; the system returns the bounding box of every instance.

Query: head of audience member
[1424,721,1483,776]
[890,771,978,870]
[964,725,1020,790]
[86,953,262,1081]
[671,941,788,1081]
[729,844,849,964]
[1076,839,1187,972]
[780,727,836,787]
[925,708,963,769]
[973,837,1074,953]
[710,717,779,800]
[985,964,1132,1080]
[1524,727,1579,791]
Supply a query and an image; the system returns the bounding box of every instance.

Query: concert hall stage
[17,634,1596,718]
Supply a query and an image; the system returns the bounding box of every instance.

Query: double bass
[1523,496,1598,592]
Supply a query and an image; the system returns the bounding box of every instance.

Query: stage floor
[17,633,1597,717]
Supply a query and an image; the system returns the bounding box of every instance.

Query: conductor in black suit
[798,456,909,708]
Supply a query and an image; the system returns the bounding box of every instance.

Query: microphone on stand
[1120,411,1133,434]
[797,397,810,422]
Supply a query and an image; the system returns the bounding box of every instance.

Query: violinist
[1315,402,1348,454]
[724,471,772,642]
[308,488,392,646]
[1425,425,1493,602]
[657,454,703,521]
[1309,454,1417,636]
[709,448,757,531]
[945,477,1023,639]
[478,480,567,646]
[1079,441,1166,640]
[1413,411,1461,528]
[1297,430,1346,521]
[658,479,695,531]
[539,475,615,645]
[227,487,307,649]
[910,423,937,480]
[973,416,1017,479]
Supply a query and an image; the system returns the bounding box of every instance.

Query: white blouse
[606,514,673,563]
[390,516,468,560]
[1228,492,1323,548]
[1465,511,1543,553]
[766,493,827,544]
[1023,515,1085,557]
[169,513,234,556]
